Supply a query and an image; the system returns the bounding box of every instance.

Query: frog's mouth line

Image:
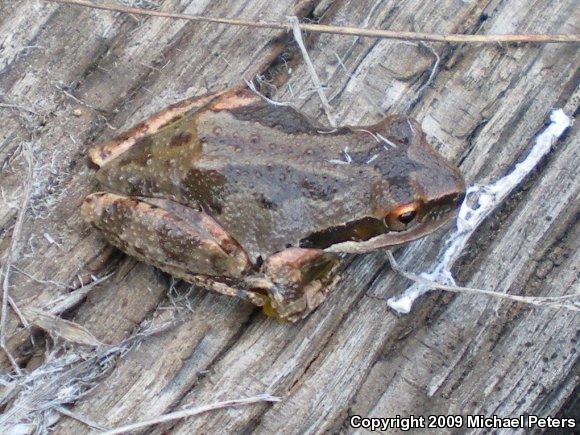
[322,210,457,254]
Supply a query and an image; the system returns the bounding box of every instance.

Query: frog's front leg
[252,248,341,322]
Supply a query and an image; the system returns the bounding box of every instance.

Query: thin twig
[45,273,112,315]
[386,252,579,311]
[47,0,580,44]
[0,103,43,117]
[101,394,281,434]
[7,295,30,329]
[0,317,185,431]
[416,43,440,96]
[1,143,34,374]
[56,406,108,431]
[245,79,292,107]
[55,84,100,113]
[0,347,21,375]
[288,16,337,127]
[13,265,71,289]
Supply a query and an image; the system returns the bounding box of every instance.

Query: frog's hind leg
[82,192,259,302]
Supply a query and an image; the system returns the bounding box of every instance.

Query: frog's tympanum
[82,88,465,321]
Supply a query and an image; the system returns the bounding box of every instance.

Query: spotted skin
[83,88,465,321]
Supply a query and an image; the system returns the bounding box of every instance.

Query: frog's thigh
[259,248,340,321]
[82,193,251,281]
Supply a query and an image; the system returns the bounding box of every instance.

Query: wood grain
[0,0,577,433]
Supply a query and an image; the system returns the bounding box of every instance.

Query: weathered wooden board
[0,0,578,433]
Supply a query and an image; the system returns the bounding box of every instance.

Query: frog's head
[310,116,466,254]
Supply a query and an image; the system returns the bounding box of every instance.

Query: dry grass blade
[56,406,108,431]
[21,307,103,347]
[1,143,34,374]
[288,17,336,127]
[101,394,281,435]
[44,273,112,315]
[47,0,580,43]
[0,319,184,432]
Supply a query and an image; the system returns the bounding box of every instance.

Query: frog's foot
[81,193,252,281]
[250,248,341,322]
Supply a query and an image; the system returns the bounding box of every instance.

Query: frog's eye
[397,210,417,225]
[384,203,420,231]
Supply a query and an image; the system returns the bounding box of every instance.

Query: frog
[81,88,465,322]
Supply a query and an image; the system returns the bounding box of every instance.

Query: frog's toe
[260,248,341,322]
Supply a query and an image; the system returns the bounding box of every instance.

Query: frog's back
[180,108,421,260]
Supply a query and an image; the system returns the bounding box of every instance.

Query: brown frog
[82,88,465,321]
